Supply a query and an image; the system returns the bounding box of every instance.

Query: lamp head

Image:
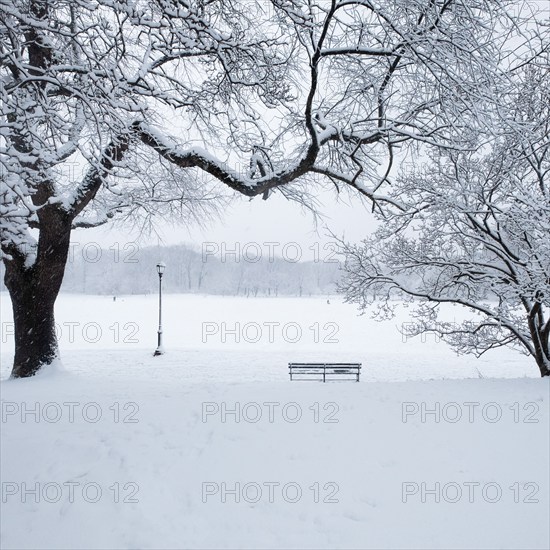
[156,262,166,275]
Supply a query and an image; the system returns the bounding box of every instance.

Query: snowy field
[0,292,540,382]
[1,293,549,549]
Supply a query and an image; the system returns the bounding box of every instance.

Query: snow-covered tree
[339,54,550,377]
[1,0,521,377]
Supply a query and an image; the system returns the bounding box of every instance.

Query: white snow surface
[1,293,549,549]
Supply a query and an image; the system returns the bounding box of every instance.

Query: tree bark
[4,211,72,378]
[531,329,550,378]
[534,353,550,378]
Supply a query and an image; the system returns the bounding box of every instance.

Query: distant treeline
[1,243,342,296]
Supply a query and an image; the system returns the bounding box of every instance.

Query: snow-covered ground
[0,293,539,381]
[1,293,549,549]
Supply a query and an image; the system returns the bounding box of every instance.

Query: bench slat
[289,362,362,382]
[288,364,361,368]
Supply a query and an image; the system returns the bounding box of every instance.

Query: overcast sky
[73,185,379,262]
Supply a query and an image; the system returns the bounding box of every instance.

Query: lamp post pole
[154,262,166,356]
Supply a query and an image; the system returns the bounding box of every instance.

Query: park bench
[288,362,361,382]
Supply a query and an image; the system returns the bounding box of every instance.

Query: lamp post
[154,262,166,356]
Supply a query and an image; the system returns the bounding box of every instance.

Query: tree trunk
[532,335,550,378]
[533,349,550,378]
[7,279,58,378]
[4,213,72,378]
[527,305,550,378]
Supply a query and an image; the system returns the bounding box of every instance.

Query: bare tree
[339,56,550,377]
[1,0,521,377]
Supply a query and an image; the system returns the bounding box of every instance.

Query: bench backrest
[288,363,361,382]
[289,363,361,370]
